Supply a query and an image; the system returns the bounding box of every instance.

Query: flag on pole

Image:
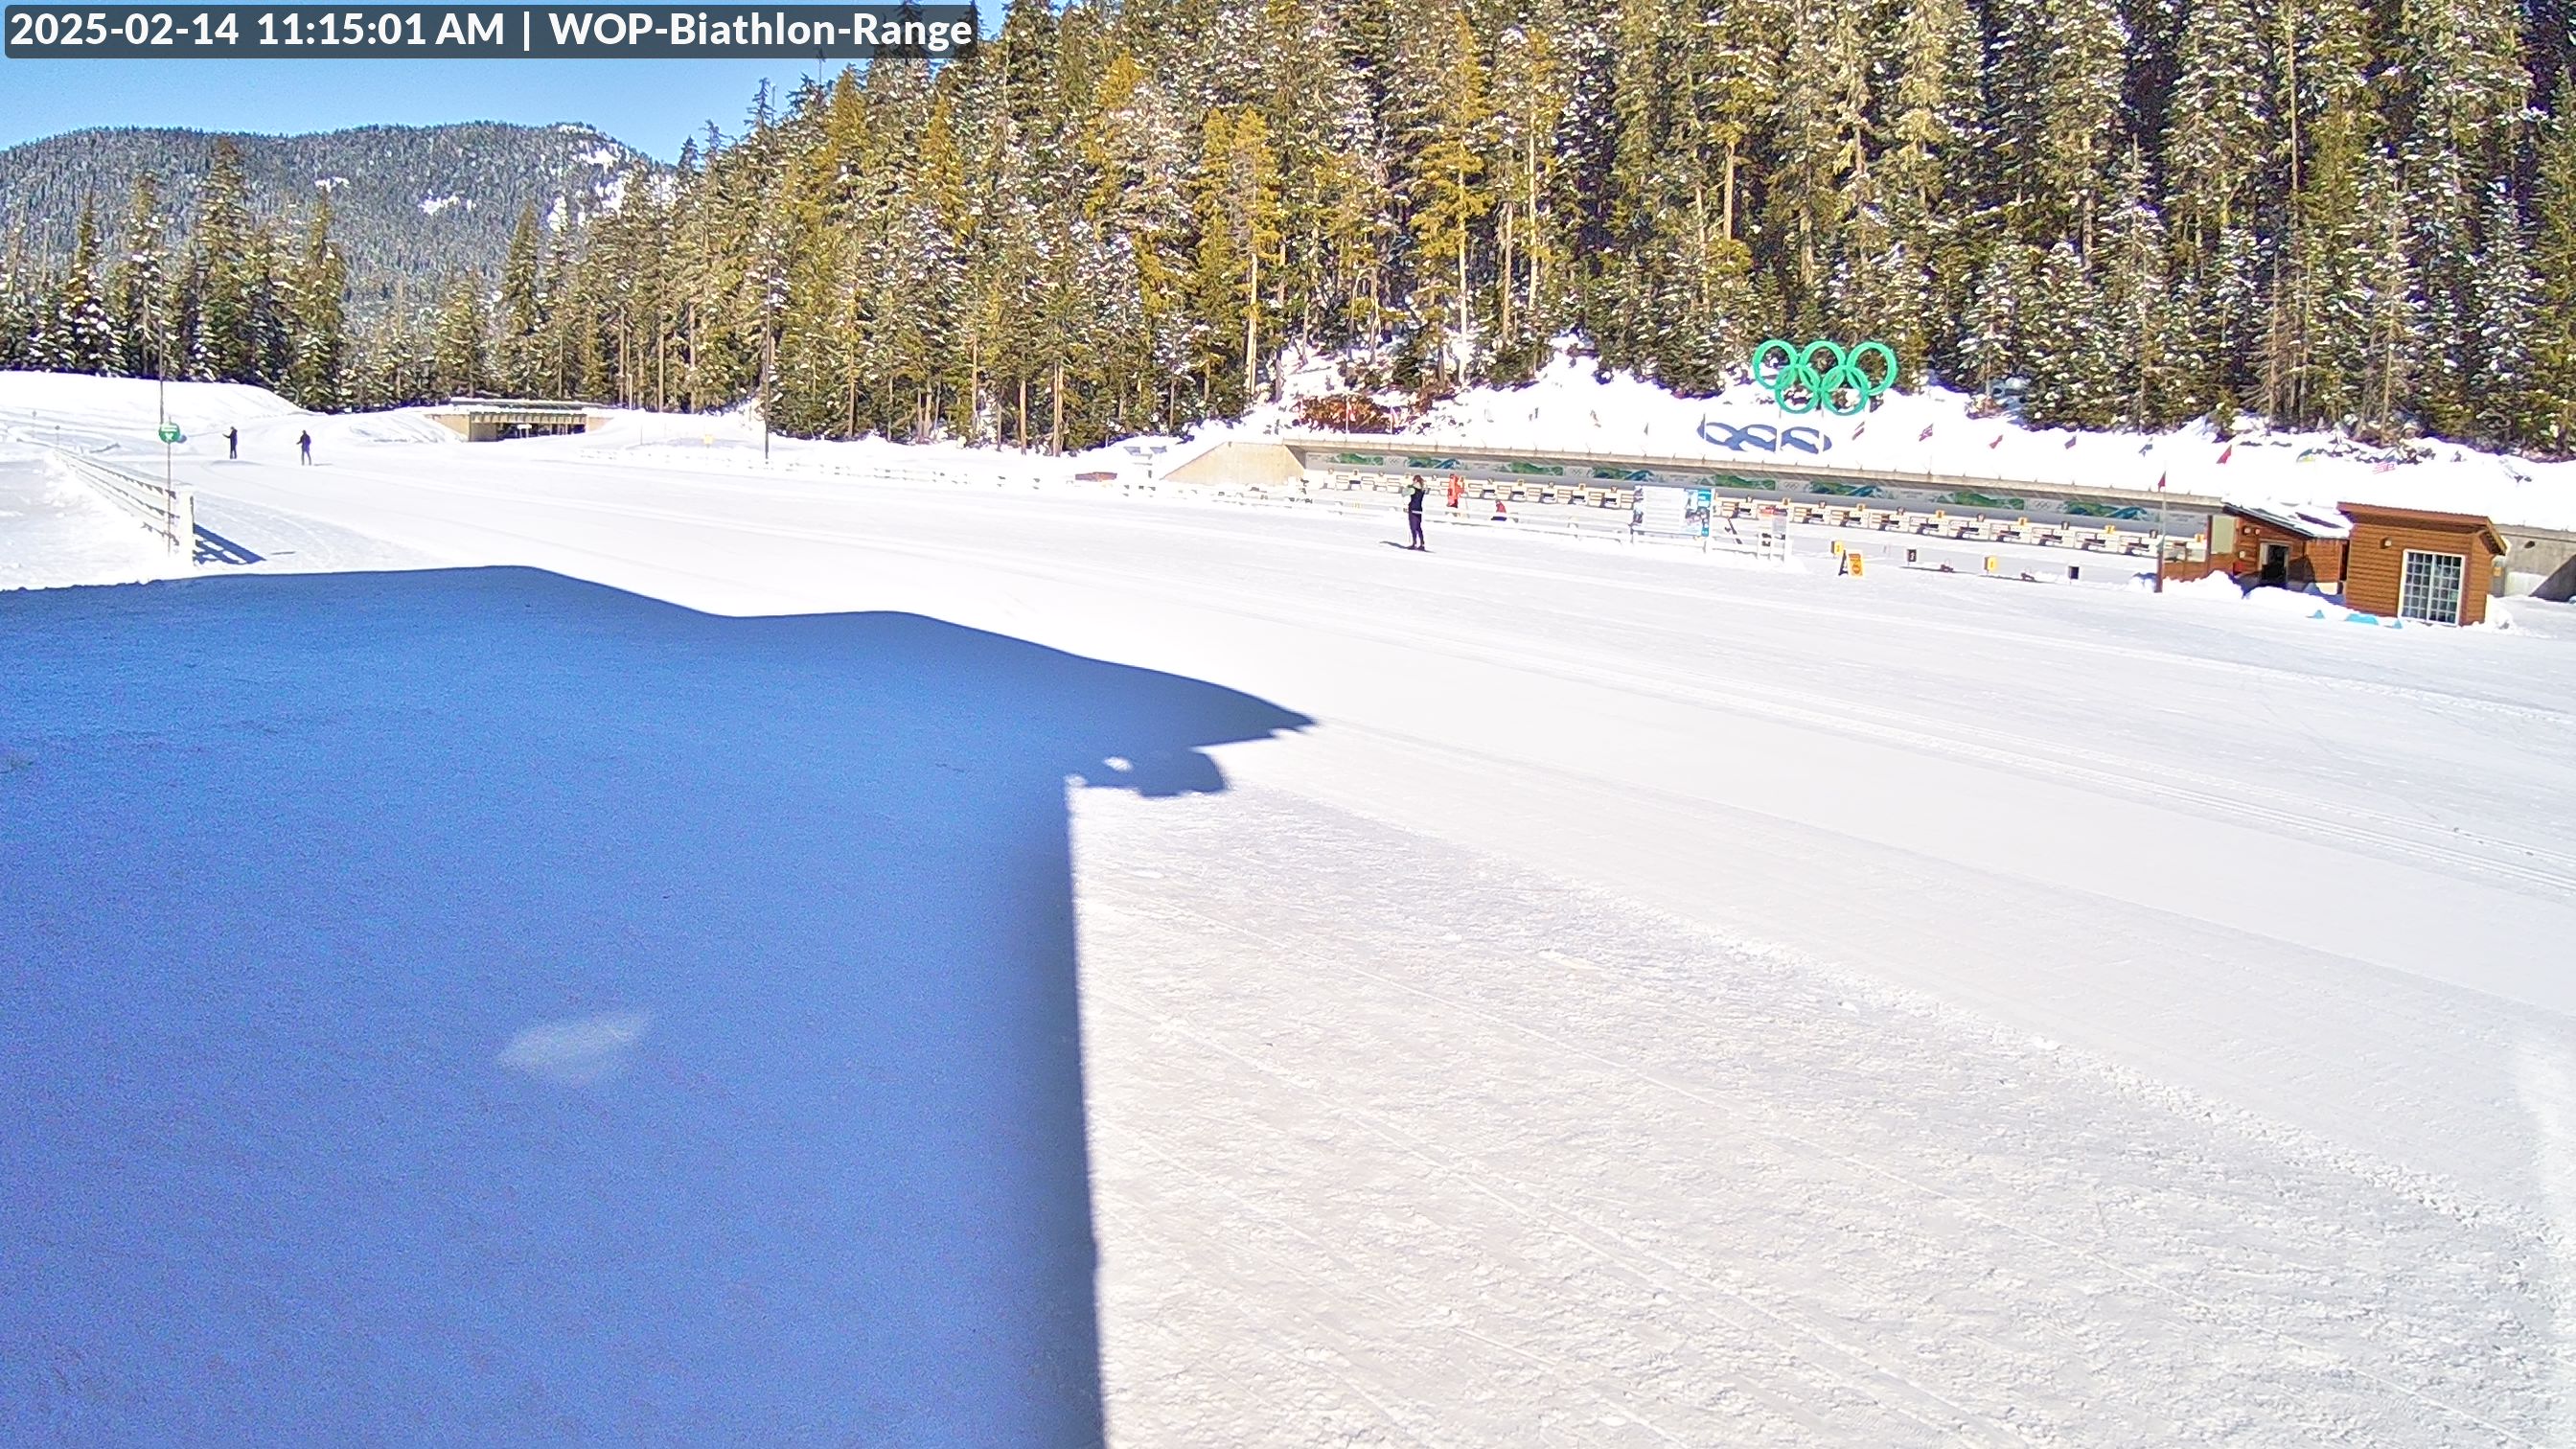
[2155,472,2167,491]
[1990,432,2005,448]
[2218,444,2234,464]
[2064,433,2079,448]
[1919,424,1935,441]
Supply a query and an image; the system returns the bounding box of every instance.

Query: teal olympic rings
[1750,338,1899,416]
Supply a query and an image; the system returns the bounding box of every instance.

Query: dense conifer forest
[0,123,650,310]
[3,0,2571,456]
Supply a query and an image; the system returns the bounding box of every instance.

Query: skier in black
[297,430,312,465]
[1405,476,1428,550]
[226,426,238,459]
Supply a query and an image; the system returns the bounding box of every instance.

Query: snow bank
[0,371,305,431]
[0,450,188,589]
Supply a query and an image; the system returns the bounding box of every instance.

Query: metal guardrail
[46,445,196,557]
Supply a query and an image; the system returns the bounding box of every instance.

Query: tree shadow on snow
[0,566,1312,1447]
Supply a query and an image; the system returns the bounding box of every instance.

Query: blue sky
[0,58,837,158]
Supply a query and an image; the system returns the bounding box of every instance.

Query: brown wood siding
[2345,522,2498,625]
[2159,555,2232,586]
[2212,518,2346,589]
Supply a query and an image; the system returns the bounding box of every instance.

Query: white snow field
[8,373,2576,1445]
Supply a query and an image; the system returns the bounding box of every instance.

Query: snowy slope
[7,369,2576,1443]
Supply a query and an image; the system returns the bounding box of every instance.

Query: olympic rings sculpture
[1750,339,1899,416]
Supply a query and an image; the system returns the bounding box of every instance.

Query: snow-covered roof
[2227,501,2352,540]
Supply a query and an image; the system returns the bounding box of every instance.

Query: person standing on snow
[297,430,312,465]
[1446,474,1464,511]
[226,426,238,460]
[1405,476,1428,550]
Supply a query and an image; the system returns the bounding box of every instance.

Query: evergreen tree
[193,138,264,382]
[2468,182,2540,448]
[0,228,37,368]
[1765,0,1869,310]
[1396,5,1493,384]
[2033,0,2128,253]
[431,273,491,397]
[1958,243,2029,401]
[1190,107,1285,409]
[2021,239,2115,426]
[43,196,118,375]
[2101,147,2179,426]
[2354,150,2419,438]
[2163,0,2269,259]
[2534,83,2576,453]
[107,173,171,380]
[495,204,545,396]
[285,196,349,410]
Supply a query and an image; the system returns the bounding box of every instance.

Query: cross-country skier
[1406,477,1428,550]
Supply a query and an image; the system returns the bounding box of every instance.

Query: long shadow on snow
[0,565,1312,1447]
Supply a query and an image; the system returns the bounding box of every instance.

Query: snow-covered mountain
[0,123,660,307]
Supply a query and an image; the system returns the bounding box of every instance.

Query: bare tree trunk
[1722,144,1737,243]
[1527,132,1542,315]
[1049,359,1064,455]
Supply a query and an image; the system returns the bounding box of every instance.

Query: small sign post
[157,423,184,521]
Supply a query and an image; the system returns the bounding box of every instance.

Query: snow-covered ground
[0,447,187,590]
[8,371,2576,1444]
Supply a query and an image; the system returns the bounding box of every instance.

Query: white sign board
[1631,485,1712,538]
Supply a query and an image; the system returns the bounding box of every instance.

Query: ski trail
[2516,1037,2576,1448]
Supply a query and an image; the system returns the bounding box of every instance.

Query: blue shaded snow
[0,567,1308,1446]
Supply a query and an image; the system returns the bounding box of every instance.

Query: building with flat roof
[2338,502,2508,626]
[425,399,605,441]
[2159,503,2350,592]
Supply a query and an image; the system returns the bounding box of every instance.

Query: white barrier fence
[47,446,196,557]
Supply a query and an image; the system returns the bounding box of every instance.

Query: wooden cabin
[2160,503,2350,592]
[2337,502,2508,626]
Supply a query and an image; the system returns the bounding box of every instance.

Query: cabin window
[2399,549,2465,624]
